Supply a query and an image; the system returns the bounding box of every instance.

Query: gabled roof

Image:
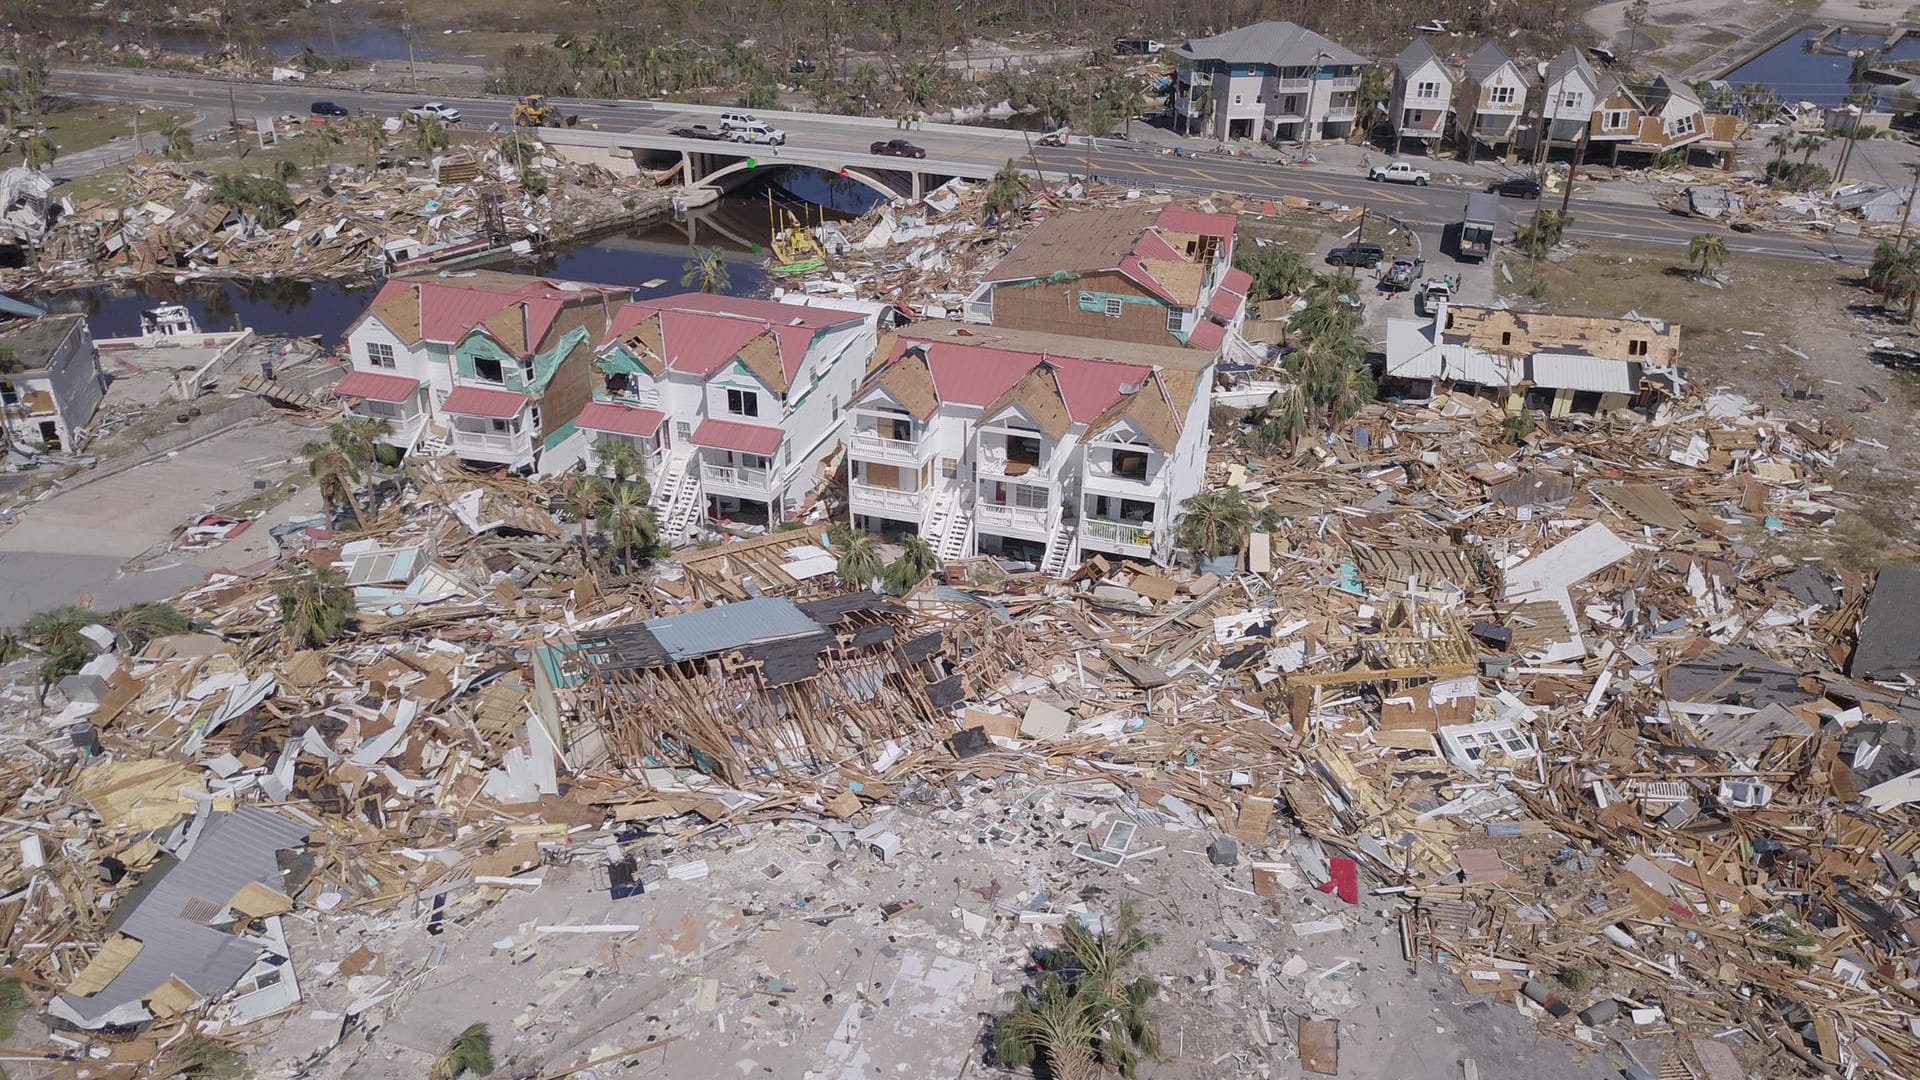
[978,362,1074,441]
[1153,205,1236,238]
[359,272,624,354]
[1395,38,1445,79]
[1642,72,1702,113]
[1544,47,1597,92]
[1086,371,1184,451]
[1463,41,1520,84]
[1175,20,1366,67]
[575,400,665,438]
[600,307,667,376]
[869,344,942,420]
[609,292,869,386]
[983,204,1235,314]
[334,370,420,403]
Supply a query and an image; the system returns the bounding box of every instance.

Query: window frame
[367,342,397,369]
[725,387,760,418]
[1103,297,1125,318]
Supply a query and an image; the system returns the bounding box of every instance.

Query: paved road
[51,66,1871,265]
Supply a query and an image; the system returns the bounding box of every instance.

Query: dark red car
[869,139,926,159]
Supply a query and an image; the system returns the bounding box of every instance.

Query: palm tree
[593,438,648,496]
[994,975,1107,1080]
[355,116,385,167]
[681,245,730,293]
[596,480,658,571]
[1303,270,1360,312]
[882,532,939,593]
[19,131,54,170]
[1516,209,1572,256]
[1356,64,1391,141]
[1045,902,1160,1076]
[157,115,194,161]
[829,523,883,587]
[21,604,94,691]
[1103,72,1149,137]
[1286,301,1357,348]
[1175,491,1252,561]
[1796,132,1827,165]
[1688,232,1729,279]
[332,415,389,489]
[311,118,346,166]
[560,469,607,563]
[412,116,449,159]
[303,436,364,528]
[430,1023,493,1080]
[1768,130,1794,165]
[102,602,187,653]
[275,567,354,651]
[981,158,1029,226]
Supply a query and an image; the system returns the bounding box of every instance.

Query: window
[1103,297,1124,318]
[489,417,513,434]
[1013,484,1048,509]
[1167,307,1186,333]
[1488,85,1516,106]
[1628,339,1649,356]
[360,400,400,419]
[1234,93,1243,104]
[519,356,536,383]
[1669,113,1696,136]
[675,420,692,442]
[941,457,958,479]
[1604,109,1630,130]
[367,342,397,369]
[0,380,14,406]
[1111,449,1149,481]
[726,388,759,417]
[1560,91,1581,111]
[1416,80,1439,99]
[1407,109,1426,125]
[831,395,841,419]
[1500,332,1512,346]
[472,355,503,383]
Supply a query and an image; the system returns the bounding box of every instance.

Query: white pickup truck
[1368,161,1431,186]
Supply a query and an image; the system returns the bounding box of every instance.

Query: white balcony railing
[449,429,530,461]
[976,501,1051,532]
[1081,518,1159,549]
[1274,78,1311,93]
[1326,105,1359,120]
[963,299,993,325]
[351,407,428,449]
[849,429,926,466]
[850,482,925,514]
[702,462,771,490]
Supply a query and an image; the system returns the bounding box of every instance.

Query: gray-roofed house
[1388,39,1454,152]
[1535,47,1647,150]
[1454,43,1532,161]
[1171,21,1369,143]
[1853,566,1920,682]
[1,312,107,458]
[50,807,308,1029]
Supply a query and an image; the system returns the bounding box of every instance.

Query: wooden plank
[1299,1017,1339,1075]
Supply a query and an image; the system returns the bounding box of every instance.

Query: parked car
[1380,256,1424,292]
[1415,279,1452,316]
[1487,175,1542,199]
[669,124,728,141]
[405,102,463,124]
[1037,129,1068,147]
[870,138,927,159]
[1324,242,1385,269]
[718,111,760,131]
[309,101,351,119]
[1368,161,1431,185]
[728,121,787,145]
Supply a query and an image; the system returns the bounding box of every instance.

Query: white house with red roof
[335,270,627,472]
[579,292,878,540]
[847,321,1215,571]
[960,204,1249,359]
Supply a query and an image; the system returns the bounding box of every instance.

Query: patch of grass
[0,975,30,1039]
[23,104,186,164]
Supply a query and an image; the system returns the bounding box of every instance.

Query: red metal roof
[690,417,785,456]
[1050,355,1154,423]
[441,384,531,417]
[629,291,867,329]
[334,369,421,403]
[1206,286,1248,322]
[1155,205,1237,237]
[658,311,768,377]
[895,337,1155,425]
[574,400,665,438]
[1187,318,1226,352]
[1220,267,1254,296]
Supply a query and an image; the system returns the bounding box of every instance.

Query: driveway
[0,417,323,626]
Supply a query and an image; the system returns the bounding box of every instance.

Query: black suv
[1324,242,1385,268]
[309,101,351,118]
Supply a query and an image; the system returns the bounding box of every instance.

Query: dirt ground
[1499,239,1920,567]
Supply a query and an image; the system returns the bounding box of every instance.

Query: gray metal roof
[1175,21,1366,68]
[0,292,46,319]
[1854,566,1920,681]
[54,807,307,1027]
[1463,42,1518,84]
[1395,38,1444,79]
[643,596,827,661]
[1544,47,1595,91]
[1528,352,1636,394]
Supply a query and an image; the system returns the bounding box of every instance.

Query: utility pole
[229,85,242,160]
[1357,203,1367,242]
[1560,123,1587,217]
[1530,78,1551,180]
[1898,161,1920,249]
[1832,103,1863,189]
[1084,76,1095,183]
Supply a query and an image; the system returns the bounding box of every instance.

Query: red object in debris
[1315,858,1359,904]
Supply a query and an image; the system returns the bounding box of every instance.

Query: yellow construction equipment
[512,95,558,127]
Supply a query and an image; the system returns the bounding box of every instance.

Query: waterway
[1727,27,1920,107]
[28,167,890,344]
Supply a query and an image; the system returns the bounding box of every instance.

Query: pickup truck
[1368,161,1431,186]
[669,124,728,141]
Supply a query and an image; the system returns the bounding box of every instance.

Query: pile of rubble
[15,139,674,290]
[3,383,1918,1078]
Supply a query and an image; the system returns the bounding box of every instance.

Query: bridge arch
[692,159,905,203]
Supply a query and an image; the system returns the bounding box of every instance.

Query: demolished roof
[1852,565,1920,682]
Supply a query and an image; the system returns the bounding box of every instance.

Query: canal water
[1727,28,1920,107]
[29,168,889,345]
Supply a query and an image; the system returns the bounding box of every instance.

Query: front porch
[442,384,536,469]
[574,400,668,480]
[334,370,429,450]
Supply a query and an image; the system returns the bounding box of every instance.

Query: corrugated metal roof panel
[642,597,825,661]
[1530,351,1635,394]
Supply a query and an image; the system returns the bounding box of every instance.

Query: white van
[718,111,760,131]
[728,121,787,145]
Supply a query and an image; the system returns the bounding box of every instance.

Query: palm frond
[430,1022,494,1080]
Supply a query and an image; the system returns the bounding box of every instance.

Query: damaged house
[1383,302,1683,417]
[1,308,108,457]
[562,594,1009,785]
